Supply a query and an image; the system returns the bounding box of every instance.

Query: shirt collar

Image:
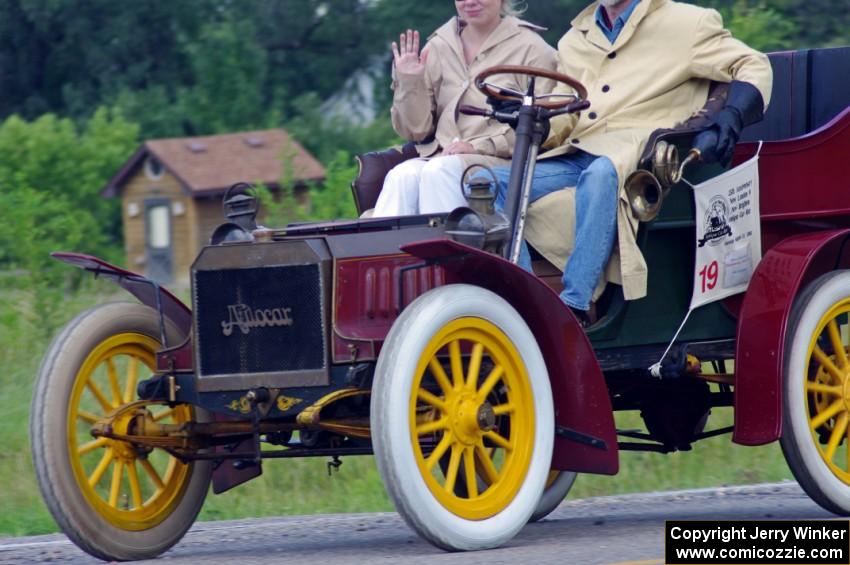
[595,0,641,32]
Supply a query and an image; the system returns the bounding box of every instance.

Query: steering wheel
[475,65,588,110]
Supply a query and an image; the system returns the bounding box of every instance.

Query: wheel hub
[477,402,496,431]
[107,408,149,461]
[450,393,493,445]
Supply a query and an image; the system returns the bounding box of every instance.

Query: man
[487,0,772,325]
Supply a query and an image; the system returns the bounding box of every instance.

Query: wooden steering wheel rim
[475,65,588,110]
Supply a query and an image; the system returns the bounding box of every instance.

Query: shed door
[145,199,173,283]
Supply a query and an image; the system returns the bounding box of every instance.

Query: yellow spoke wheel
[67,333,193,530]
[31,303,211,561]
[782,272,850,516]
[409,317,534,520]
[803,300,850,482]
[372,285,553,551]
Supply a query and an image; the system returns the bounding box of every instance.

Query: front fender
[403,239,618,475]
[53,253,258,493]
[52,252,192,336]
[734,230,850,445]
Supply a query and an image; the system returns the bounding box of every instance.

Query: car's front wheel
[31,302,211,561]
[371,284,554,550]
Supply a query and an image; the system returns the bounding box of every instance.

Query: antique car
[29,46,850,561]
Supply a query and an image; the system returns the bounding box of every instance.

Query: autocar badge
[221,303,294,336]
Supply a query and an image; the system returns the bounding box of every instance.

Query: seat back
[350,142,418,215]
[809,47,850,131]
[741,46,850,142]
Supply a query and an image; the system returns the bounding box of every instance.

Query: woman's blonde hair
[501,0,527,17]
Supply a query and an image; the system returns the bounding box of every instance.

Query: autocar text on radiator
[221,303,294,336]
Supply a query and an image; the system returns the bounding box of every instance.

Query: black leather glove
[485,95,521,114]
[486,95,550,142]
[692,128,719,161]
[699,80,765,164]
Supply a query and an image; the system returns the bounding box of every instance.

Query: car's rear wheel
[371,285,553,550]
[781,271,850,514]
[530,470,577,522]
[31,302,211,561]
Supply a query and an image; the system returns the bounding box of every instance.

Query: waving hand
[392,29,429,75]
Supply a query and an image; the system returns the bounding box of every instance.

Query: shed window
[144,156,164,180]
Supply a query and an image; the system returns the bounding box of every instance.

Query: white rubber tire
[371,284,554,551]
[529,471,577,522]
[31,302,211,561]
[781,271,850,514]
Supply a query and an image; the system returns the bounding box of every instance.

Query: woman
[373,0,557,217]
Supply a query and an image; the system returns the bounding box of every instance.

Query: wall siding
[120,167,193,285]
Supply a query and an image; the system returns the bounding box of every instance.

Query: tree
[699,0,849,48]
[0,108,139,267]
[721,1,798,52]
[1,0,831,150]
[0,109,138,333]
[307,151,360,220]
[0,0,207,121]
[177,19,276,135]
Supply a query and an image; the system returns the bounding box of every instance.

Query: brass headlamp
[445,168,510,254]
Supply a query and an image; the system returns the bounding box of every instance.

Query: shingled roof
[102,129,325,197]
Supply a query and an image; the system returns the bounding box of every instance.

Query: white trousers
[373,156,467,217]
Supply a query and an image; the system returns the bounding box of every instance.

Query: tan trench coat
[525,0,773,301]
[391,16,557,171]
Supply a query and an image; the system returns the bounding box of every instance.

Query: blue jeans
[481,152,618,310]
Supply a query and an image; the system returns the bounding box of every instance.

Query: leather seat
[350,142,418,216]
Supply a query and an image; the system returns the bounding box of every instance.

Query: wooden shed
[102,129,325,285]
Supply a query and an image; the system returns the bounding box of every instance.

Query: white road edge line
[0,539,70,550]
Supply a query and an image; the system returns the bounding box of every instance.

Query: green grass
[570,408,794,498]
[198,457,393,523]
[0,285,794,538]
[0,283,106,536]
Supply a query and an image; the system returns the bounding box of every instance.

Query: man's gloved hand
[692,128,719,162]
[486,95,521,115]
[485,95,549,143]
[698,81,765,165]
[709,106,743,164]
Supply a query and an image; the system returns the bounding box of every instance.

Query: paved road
[0,482,835,564]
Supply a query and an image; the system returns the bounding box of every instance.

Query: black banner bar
[665,520,849,564]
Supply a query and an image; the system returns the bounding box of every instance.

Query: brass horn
[654,139,705,187]
[652,140,680,187]
[627,141,703,222]
[626,169,665,222]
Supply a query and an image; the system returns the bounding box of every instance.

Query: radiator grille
[193,264,325,379]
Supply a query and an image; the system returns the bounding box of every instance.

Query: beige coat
[525,0,773,301]
[391,16,558,171]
